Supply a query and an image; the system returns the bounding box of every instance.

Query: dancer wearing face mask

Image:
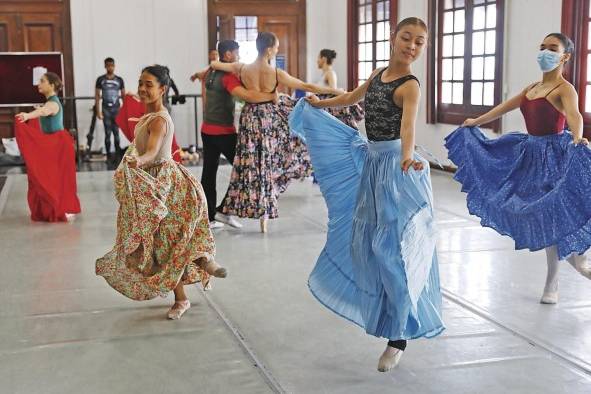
[445,33,591,305]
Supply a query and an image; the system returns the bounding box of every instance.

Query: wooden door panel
[0,14,19,51]
[21,13,62,51]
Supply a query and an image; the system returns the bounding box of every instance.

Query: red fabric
[520,97,566,136]
[116,95,182,162]
[201,122,235,135]
[222,73,243,93]
[14,119,81,222]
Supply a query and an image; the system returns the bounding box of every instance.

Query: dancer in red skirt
[15,72,81,222]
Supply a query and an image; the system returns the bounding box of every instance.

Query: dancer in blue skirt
[445,33,591,305]
[290,17,444,372]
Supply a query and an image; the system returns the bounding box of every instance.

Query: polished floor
[1,166,591,394]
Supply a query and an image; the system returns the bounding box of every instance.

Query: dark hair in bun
[320,49,337,65]
[256,32,278,55]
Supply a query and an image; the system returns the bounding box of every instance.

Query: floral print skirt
[96,146,215,301]
[222,97,312,219]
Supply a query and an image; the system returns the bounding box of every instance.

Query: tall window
[348,0,398,89]
[234,16,258,64]
[562,0,591,134]
[428,0,504,127]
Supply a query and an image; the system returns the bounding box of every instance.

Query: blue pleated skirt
[289,100,445,341]
[445,126,591,260]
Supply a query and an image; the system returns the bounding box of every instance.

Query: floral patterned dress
[222,95,312,219]
[96,111,215,301]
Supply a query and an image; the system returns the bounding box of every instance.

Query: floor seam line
[200,289,287,394]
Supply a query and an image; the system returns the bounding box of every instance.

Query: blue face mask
[537,49,562,72]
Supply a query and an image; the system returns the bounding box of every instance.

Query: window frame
[427,0,505,130]
[347,0,398,90]
[562,0,591,135]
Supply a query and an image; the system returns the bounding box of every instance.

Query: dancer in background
[290,18,444,371]
[96,65,226,320]
[315,49,364,129]
[445,33,591,305]
[95,57,125,162]
[210,32,342,232]
[199,39,279,230]
[15,72,81,222]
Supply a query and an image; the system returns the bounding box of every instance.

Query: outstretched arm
[463,84,534,127]
[277,69,342,96]
[210,61,243,74]
[307,68,382,108]
[15,101,60,122]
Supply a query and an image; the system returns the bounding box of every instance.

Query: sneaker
[209,220,224,229]
[215,212,243,229]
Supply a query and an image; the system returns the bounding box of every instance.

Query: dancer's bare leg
[541,246,560,304]
[168,282,190,320]
[197,257,227,278]
[566,253,591,279]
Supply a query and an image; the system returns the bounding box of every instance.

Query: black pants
[103,106,121,154]
[201,133,237,222]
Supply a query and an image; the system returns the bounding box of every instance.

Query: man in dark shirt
[95,57,125,158]
[194,40,277,229]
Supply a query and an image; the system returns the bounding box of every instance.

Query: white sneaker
[209,220,224,229]
[215,212,243,229]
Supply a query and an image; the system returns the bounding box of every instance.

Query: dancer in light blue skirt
[289,17,444,372]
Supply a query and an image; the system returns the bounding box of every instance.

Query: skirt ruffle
[96,146,214,300]
[289,100,444,340]
[445,126,591,259]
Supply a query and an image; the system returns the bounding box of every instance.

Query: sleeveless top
[364,69,419,141]
[519,83,566,136]
[134,110,174,164]
[204,70,235,126]
[317,70,337,88]
[39,95,64,134]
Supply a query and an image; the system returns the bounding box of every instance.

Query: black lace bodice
[364,70,419,141]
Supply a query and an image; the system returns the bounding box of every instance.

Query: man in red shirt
[194,40,277,229]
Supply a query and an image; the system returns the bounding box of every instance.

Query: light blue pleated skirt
[289,99,445,340]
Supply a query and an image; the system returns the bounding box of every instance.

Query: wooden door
[258,15,299,81]
[0,0,74,138]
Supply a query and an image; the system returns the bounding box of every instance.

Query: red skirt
[14,119,81,222]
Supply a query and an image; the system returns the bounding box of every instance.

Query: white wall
[306,0,348,88]
[70,0,209,150]
[397,0,563,162]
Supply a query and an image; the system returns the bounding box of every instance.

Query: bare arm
[126,117,167,168]
[463,84,535,126]
[120,87,126,105]
[15,101,59,122]
[210,61,243,74]
[230,86,277,103]
[190,67,210,82]
[307,68,382,108]
[398,81,424,172]
[561,84,586,143]
[277,69,342,95]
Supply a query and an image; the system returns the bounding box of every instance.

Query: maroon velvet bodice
[519,97,566,136]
